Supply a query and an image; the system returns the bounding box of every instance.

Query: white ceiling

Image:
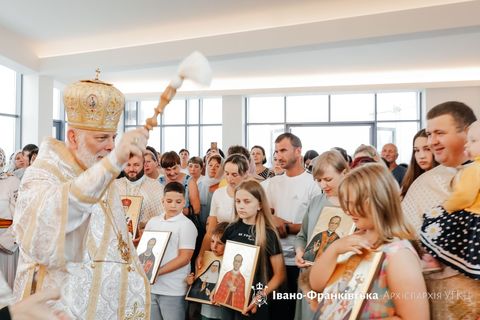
[0,0,480,94]
[0,0,468,57]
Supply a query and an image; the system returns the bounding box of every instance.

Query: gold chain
[102,193,131,264]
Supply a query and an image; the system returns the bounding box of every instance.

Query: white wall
[21,75,39,146]
[221,95,244,150]
[424,86,480,116]
[0,25,38,73]
[22,75,54,146]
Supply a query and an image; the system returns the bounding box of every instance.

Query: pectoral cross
[118,233,131,263]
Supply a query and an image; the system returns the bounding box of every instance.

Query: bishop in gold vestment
[13,77,151,319]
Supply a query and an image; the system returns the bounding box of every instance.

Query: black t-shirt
[221,220,282,285]
[0,306,11,320]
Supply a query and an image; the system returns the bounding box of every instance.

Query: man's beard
[126,169,144,182]
[281,156,297,170]
[76,137,105,168]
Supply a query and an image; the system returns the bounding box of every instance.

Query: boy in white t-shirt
[144,181,198,320]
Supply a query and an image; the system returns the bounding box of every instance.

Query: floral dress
[359,240,419,318]
[313,240,420,319]
[420,158,480,280]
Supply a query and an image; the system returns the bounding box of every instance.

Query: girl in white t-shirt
[197,154,250,269]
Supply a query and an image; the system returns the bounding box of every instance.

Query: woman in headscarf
[0,148,21,288]
[6,150,27,180]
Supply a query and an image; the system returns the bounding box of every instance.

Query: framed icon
[213,240,260,312]
[120,195,143,239]
[316,250,385,319]
[136,230,171,284]
[186,251,222,304]
[303,206,355,264]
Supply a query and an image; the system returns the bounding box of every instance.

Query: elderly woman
[7,150,28,180]
[0,148,21,288]
[6,150,27,180]
[351,144,382,168]
[144,147,161,180]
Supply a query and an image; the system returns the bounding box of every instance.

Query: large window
[52,87,65,141]
[0,65,20,159]
[246,91,422,165]
[125,97,222,156]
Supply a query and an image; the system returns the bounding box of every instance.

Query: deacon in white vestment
[115,154,164,232]
[13,77,152,319]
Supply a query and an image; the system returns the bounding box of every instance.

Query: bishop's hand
[114,128,149,165]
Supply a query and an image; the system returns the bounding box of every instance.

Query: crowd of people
[0,91,479,320]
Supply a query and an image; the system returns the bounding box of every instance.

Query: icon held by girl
[212,180,285,318]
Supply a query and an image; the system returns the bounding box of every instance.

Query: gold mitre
[64,73,124,132]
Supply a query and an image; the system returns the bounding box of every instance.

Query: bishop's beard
[75,135,108,168]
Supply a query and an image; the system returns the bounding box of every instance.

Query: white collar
[125,175,145,186]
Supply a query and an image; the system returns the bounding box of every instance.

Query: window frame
[0,68,22,156]
[51,87,66,141]
[124,97,222,155]
[245,91,423,164]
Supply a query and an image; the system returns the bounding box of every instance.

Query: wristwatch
[285,223,290,234]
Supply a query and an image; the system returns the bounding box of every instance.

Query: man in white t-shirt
[263,133,321,320]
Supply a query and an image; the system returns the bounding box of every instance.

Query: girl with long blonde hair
[215,180,286,319]
[310,164,429,319]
